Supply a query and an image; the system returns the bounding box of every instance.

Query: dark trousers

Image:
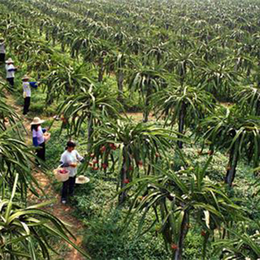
[7,77,14,86]
[23,97,30,115]
[0,53,5,63]
[61,176,76,200]
[36,142,45,163]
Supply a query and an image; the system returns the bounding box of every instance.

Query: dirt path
[6,93,87,260]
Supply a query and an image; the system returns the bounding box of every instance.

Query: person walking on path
[60,141,84,204]
[31,117,50,165]
[5,58,17,86]
[22,75,37,115]
[0,38,5,63]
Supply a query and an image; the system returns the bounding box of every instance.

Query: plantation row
[1,0,260,259]
[2,0,260,103]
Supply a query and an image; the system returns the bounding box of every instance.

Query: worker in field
[31,117,50,166]
[60,140,86,204]
[5,58,17,86]
[0,38,5,63]
[22,75,38,115]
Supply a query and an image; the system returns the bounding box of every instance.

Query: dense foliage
[1,0,260,259]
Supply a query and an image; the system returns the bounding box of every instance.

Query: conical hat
[76,175,90,184]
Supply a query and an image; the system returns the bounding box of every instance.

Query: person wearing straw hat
[5,58,17,86]
[31,117,49,164]
[0,38,5,63]
[60,140,84,204]
[22,75,38,115]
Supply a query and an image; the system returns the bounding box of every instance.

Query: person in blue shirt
[22,75,37,115]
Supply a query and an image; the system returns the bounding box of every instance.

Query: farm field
[1,0,260,259]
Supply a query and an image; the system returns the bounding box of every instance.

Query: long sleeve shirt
[23,82,37,97]
[32,127,46,147]
[6,64,16,79]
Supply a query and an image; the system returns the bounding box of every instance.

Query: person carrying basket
[60,140,85,204]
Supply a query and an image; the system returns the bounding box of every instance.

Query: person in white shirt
[0,38,5,63]
[60,141,84,204]
[5,58,17,86]
[22,75,37,115]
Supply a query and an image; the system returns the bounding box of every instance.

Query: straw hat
[30,117,45,125]
[76,175,90,184]
[5,58,14,64]
[22,75,30,81]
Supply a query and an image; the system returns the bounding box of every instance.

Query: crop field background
[1,0,260,259]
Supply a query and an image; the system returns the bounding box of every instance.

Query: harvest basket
[53,168,69,182]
